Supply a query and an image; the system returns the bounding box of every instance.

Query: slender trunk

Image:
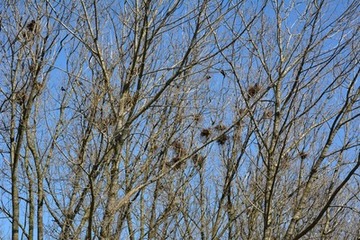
[86,177,95,240]
[263,80,282,240]
[199,171,206,240]
[100,156,120,238]
[37,178,44,240]
[25,153,34,240]
[263,162,276,240]
[11,99,29,240]
[10,73,20,240]
[227,185,233,239]
[11,107,31,239]
[148,181,160,239]
[26,112,44,240]
[11,159,20,240]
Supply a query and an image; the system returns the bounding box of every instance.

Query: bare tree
[216,0,360,239]
[0,0,359,239]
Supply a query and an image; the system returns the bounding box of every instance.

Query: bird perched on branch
[220,69,226,78]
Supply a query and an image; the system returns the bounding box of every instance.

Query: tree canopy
[0,0,359,239]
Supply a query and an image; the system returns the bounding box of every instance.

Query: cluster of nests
[200,124,228,145]
[194,82,262,141]
[167,141,205,171]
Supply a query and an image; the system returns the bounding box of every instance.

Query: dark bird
[61,87,66,91]
[220,69,226,77]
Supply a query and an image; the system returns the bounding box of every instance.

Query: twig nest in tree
[248,83,261,98]
[263,109,273,119]
[237,108,246,117]
[171,141,186,156]
[214,124,226,131]
[27,20,40,34]
[200,128,211,138]
[217,134,228,145]
[192,154,205,170]
[29,63,37,73]
[149,143,159,153]
[299,151,308,159]
[169,157,185,170]
[33,81,44,91]
[193,114,202,123]
[171,141,183,151]
[20,20,40,42]
[14,90,26,104]
[234,120,242,128]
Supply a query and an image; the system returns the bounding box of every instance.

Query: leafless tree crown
[0,1,359,239]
